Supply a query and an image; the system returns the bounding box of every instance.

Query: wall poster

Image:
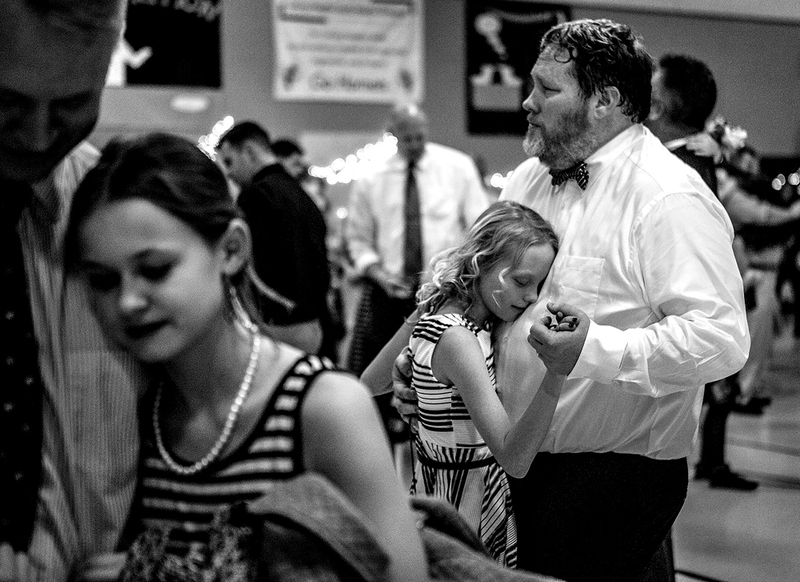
[106,0,222,88]
[272,0,424,104]
[466,1,569,135]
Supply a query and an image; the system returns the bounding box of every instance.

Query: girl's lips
[124,321,167,340]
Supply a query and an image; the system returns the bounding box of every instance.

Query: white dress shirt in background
[346,142,489,279]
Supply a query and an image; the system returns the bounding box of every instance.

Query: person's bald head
[387,103,429,164]
[0,0,126,183]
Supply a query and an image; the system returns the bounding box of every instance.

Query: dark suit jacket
[671,145,718,196]
[237,164,331,328]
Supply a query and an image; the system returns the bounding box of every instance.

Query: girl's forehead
[84,198,171,227]
[79,199,203,256]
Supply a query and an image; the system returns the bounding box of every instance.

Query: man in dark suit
[217,121,335,359]
[646,54,758,491]
[646,54,718,193]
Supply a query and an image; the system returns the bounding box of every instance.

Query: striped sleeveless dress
[409,313,517,567]
[119,354,335,581]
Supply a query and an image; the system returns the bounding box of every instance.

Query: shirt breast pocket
[551,256,604,319]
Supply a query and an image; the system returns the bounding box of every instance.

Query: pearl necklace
[153,332,261,475]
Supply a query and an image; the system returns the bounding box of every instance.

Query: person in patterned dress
[407,201,574,567]
[62,133,429,582]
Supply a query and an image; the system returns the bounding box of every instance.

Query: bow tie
[549,162,589,190]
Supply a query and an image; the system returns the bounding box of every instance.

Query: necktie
[549,162,589,189]
[403,160,423,286]
[1,181,45,551]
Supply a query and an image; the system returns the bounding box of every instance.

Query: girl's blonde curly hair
[416,200,558,322]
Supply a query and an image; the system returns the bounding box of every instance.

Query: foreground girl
[64,133,428,581]
[408,201,574,567]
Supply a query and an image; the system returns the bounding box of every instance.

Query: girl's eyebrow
[80,246,176,267]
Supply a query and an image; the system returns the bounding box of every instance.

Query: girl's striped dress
[409,312,517,567]
[118,354,335,582]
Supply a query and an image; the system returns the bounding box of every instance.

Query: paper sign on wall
[466,1,569,135]
[272,0,424,104]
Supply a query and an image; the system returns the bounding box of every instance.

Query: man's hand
[391,347,418,432]
[685,132,723,163]
[367,265,415,299]
[379,273,415,300]
[527,302,590,375]
[0,543,38,582]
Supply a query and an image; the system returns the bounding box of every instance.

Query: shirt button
[3,402,12,412]
[5,311,14,320]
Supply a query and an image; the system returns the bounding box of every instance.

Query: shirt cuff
[353,253,381,277]
[569,320,626,384]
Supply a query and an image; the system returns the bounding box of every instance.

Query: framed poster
[272,0,424,104]
[466,1,569,135]
[106,0,222,88]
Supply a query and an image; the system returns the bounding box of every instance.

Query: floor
[673,321,800,582]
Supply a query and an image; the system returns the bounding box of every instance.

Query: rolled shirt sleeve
[571,190,750,393]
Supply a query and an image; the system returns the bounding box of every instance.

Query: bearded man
[493,19,748,581]
[386,18,749,582]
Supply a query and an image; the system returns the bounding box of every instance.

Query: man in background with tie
[345,103,488,442]
[388,19,749,582]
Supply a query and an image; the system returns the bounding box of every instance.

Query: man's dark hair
[540,18,653,123]
[657,54,717,131]
[218,121,272,151]
[271,138,303,159]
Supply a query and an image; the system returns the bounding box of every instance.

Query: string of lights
[197,115,235,159]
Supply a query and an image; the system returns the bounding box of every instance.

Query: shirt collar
[547,124,644,195]
[584,124,647,179]
[252,163,285,183]
[29,172,63,225]
[393,145,429,172]
[663,137,688,152]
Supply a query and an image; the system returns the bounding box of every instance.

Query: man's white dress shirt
[497,125,749,459]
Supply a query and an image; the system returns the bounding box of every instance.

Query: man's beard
[523,102,598,169]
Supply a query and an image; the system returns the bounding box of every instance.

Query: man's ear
[648,99,663,121]
[592,86,622,119]
[242,142,260,165]
[219,218,251,277]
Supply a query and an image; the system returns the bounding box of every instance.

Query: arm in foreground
[434,326,566,478]
[533,197,749,394]
[302,373,429,582]
[360,311,418,396]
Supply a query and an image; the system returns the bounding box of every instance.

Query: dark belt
[415,451,497,470]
